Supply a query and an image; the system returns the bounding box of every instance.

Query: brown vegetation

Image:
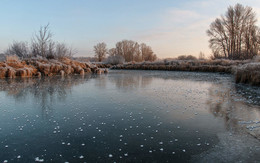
[0,56,107,79]
[234,63,260,85]
[112,59,247,73]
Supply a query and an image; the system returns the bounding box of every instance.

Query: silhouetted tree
[207,3,260,60]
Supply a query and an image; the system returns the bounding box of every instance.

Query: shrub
[105,55,125,65]
[177,55,197,60]
[5,41,30,58]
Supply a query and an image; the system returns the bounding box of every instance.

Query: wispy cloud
[135,0,260,58]
[135,7,213,58]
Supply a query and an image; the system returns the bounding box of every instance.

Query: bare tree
[140,43,157,61]
[115,40,136,62]
[55,43,73,58]
[94,42,107,62]
[108,48,116,57]
[207,3,260,60]
[114,40,156,62]
[31,24,54,58]
[199,51,205,60]
[5,41,30,58]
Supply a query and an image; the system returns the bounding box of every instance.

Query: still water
[0,70,259,162]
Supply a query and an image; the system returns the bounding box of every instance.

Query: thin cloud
[135,8,213,58]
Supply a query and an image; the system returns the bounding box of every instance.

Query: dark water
[0,70,259,162]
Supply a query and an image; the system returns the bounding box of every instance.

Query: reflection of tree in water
[207,83,260,139]
[107,70,229,91]
[94,74,107,89]
[0,75,91,119]
[109,73,153,91]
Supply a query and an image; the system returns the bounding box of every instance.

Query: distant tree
[115,40,136,62]
[133,43,142,62]
[103,40,156,63]
[198,51,205,60]
[177,55,197,60]
[140,43,157,61]
[94,42,107,62]
[207,3,260,59]
[108,48,116,57]
[55,43,74,58]
[105,55,125,65]
[5,41,30,58]
[186,55,197,60]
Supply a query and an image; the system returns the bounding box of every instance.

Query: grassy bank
[0,56,108,78]
[234,62,260,86]
[111,59,260,86]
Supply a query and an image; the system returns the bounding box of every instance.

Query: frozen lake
[0,70,259,162]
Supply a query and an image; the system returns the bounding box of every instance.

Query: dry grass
[0,57,105,78]
[5,55,19,62]
[234,62,260,86]
[112,59,246,73]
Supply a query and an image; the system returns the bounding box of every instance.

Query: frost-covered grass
[0,56,107,78]
[234,62,260,86]
[112,59,250,73]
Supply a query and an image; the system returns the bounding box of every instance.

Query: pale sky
[0,0,260,58]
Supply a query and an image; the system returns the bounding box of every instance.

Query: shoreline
[0,57,259,86]
[111,59,260,86]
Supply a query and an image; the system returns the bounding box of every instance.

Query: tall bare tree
[207,3,260,60]
[31,24,54,58]
[94,42,107,62]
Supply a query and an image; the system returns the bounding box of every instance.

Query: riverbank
[0,56,108,78]
[111,59,260,86]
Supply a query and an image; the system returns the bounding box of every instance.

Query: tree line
[207,3,260,60]
[94,40,157,63]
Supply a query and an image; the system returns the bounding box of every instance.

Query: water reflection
[109,74,153,91]
[207,83,260,139]
[0,75,91,118]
